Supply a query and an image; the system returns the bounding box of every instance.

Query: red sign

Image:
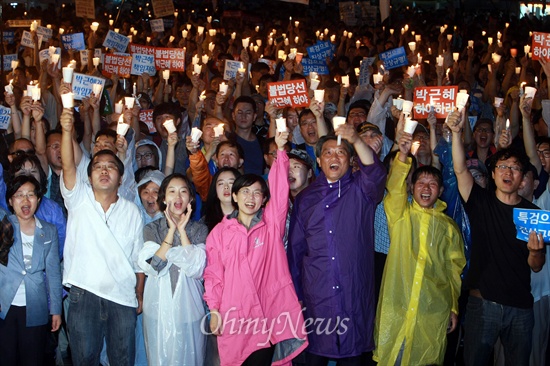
[139,109,155,133]
[532,32,550,61]
[267,80,309,108]
[154,47,185,71]
[102,53,132,78]
[413,86,458,119]
[129,43,155,56]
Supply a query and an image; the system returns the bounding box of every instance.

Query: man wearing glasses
[448,110,544,366]
[294,99,328,175]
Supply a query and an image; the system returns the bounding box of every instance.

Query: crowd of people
[0,1,549,366]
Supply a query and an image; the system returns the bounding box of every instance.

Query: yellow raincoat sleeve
[384,153,411,225]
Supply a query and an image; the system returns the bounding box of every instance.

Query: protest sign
[71,73,106,100]
[379,47,408,70]
[39,47,61,64]
[131,54,157,76]
[514,208,550,243]
[129,43,156,56]
[3,31,14,44]
[223,60,244,80]
[267,80,310,108]
[301,58,330,75]
[37,26,53,41]
[358,57,376,86]
[6,19,40,28]
[61,33,85,51]
[532,32,550,61]
[154,47,185,71]
[258,59,276,74]
[139,109,156,133]
[307,41,336,61]
[75,0,95,19]
[3,54,18,72]
[103,30,130,53]
[102,53,132,78]
[152,0,174,18]
[150,19,165,33]
[0,105,11,130]
[413,86,458,119]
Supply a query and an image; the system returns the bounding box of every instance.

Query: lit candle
[488,37,493,45]
[447,34,452,42]
[219,82,228,95]
[207,16,212,23]
[341,75,349,87]
[93,57,100,66]
[332,116,346,145]
[194,64,202,75]
[389,29,394,35]
[468,40,474,48]
[324,28,329,35]
[330,34,336,42]
[133,83,137,96]
[109,19,114,26]
[524,44,531,54]
[295,21,299,27]
[59,28,65,35]
[209,29,216,37]
[202,54,209,64]
[242,38,250,48]
[356,40,361,48]
[516,67,521,74]
[182,30,188,38]
[30,20,38,31]
[192,54,199,65]
[408,42,416,52]
[197,26,204,35]
[255,26,259,32]
[275,118,287,132]
[162,70,170,83]
[347,32,352,39]
[91,22,99,32]
[294,36,299,44]
[482,30,486,36]
[453,52,459,62]
[373,73,383,84]
[213,124,224,137]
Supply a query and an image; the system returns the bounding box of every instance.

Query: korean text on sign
[129,43,156,56]
[131,54,157,76]
[301,58,330,76]
[154,47,185,71]
[413,86,458,119]
[139,109,156,133]
[307,41,336,61]
[0,105,11,130]
[61,33,85,51]
[102,53,132,78]
[267,80,310,108]
[514,208,550,243]
[103,30,130,53]
[379,47,408,70]
[532,32,550,61]
[72,73,106,100]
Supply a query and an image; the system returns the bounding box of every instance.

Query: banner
[5,19,40,28]
[150,19,165,33]
[301,58,330,75]
[129,43,156,56]
[379,47,408,70]
[514,208,550,242]
[71,73,106,100]
[75,0,95,19]
[307,41,336,61]
[0,105,11,130]
[267,80,310,108]
[413,86,458,119]
[61,33,85,51]
[102,53,132,77]
[532,32,550,61]
[103,30,130,53]
[154,47,185,71]
[131,54,157,76]
[339,2,358,27]
[139,109,156,133]
[152,0,175,18]
[223,60,244,80]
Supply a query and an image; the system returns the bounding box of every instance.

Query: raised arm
[448,109,474,202]
[519,95,542,174]
[60,108,77,190]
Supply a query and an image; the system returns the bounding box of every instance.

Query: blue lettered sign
[513,208,550,243]
[379,47,408,70]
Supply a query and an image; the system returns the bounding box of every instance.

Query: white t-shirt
[12,232,34,306]
[61,174,144,307]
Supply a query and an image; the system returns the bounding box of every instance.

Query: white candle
[330,35,336,42]
[219,82,228,95]
[192,54,199,65]
[231,32,236,39]
[389,29,394,35]
[488,37,493,45]
[341,75,349,87]
[11,60,18,70]
[276,118,287,132]
[193,64,202,75]
[373,73,383,84]
[163,119,177,134]
[133,82,137,96]
[59,28,64,35]
[31,86,40,102]
[191,127,202,142]
[255,26,259,32]
[453,52,459,61]
[213,124,224,137]
[162,70,170,83]
[468,40,474,48]
[447,34,452,41]
[209,29,216,37]
[207,16,212,23]
[515,67,521,74]
[202,54,209,64]
[90,22,99,32]
[242,38,250,48]
[295,21,299,27]
[415,34,421,42]
[61,92,74,109]
[408,42,416,52]
[525,45,531,54]
[332,116,346,145]
[30,20,37,31]
[197,26,204,35]
[62,67,74,84]
[109,19,114,26]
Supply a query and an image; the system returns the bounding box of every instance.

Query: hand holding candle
[332,116,346,145]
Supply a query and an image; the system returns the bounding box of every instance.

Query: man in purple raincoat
[288,124,386,365]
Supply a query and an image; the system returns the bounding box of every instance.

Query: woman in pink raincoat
[204,131,308,366]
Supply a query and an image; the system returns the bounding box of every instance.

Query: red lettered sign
[532,32,550,61]
[154,47,185,71]
[267,80,309,108]
[102,53,132,78]
[413,86,458,119]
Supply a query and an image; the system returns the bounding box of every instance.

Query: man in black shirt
[448,110,545,366]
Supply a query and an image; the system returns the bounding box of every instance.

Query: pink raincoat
[204,150,308,366]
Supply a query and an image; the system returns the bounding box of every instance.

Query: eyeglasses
[12,192,37,200]
[299,119,317,127]
[10,149,35,157]
[136,152,154,161]
[495,164,522,173]
[348,112,366,119]
[537,149,550,158]
[47,143,61,150]
[239,188,263,198]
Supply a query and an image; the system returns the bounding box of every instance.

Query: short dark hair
[153,102,181,124]
[157,173,196,213]
[315,135,355,160]
[487,148,530,175]
[233,96,257,114]
[87,150,124,178]
[231,174,270,207]
[94,129,117,144]
[298,109,315,122]
[215,140,245,161]
[9,153,48,194]
[6,175,43,214]
[411,165,443,188]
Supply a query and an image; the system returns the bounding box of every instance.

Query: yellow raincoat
[374,156,466,366]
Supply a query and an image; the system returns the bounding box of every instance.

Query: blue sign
[61,33,85,51]
[513,208,550,243]
[301,58,330,75]
[307,41,336,61]
[102,30,130,53]
[3,31,14,44]
[379,47,409,70]
[3,54,17,71]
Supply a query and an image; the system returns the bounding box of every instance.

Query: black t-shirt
[464,183,539,309]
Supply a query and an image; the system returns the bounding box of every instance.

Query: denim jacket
[0,216,62,326]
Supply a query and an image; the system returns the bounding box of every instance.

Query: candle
[209,42,215,52]
[192,54,199,65]
[255,26,259,32]
[506,119,510,129]
[182,30,188,38]
[133,82,137,96]
[59,28,65,35]
[61,93,74,109]
[389,29,394,35]
[295,21,299,27]
[124,97,135,109]
[373,73,383,84]
[62,67,74,83]
[47,24,51,29]
[197,26,204,35]
[516,67,521,74]
[453,52,459,62]
[30,20,38,31]
[278,50,286,60]
[492,53,501,63]
[447,34,452,42]
[268,37,273,45]
[330,34,336,42]
[482,30,486,36]
[93,57,100,66]
[315,30,320,38]
[284,38,289,46]
[488,37,493,45]
[497,31,502,40]
[164,119,177,134]
[90,22,99,32]
[436,55,444,67]
[213,124,224,137]
[51,54,60,65]
[355,67,360,76]
[332,116,346,145]
[275,118,287,132]
[408,42,416,52]
[92,84,102,96]
[341,75,349,87]
[524,44,531,54]
[174,11,178,18]
[219,82,228,95]
[468,40,474,48]
[417,53,422,63]
[169,35,175,43]
[31,85,40,102]
[348,32,352,39]
[162,70,170,83]
[109,19,114,26]
[202,54,209,64]
[4,80,13,94]
[191,127,203,142]
[294,36,299,44]
[415,34,421,42]
[207,16,212,23]
[193,64,202,75]
[147,36,151,43]
[199,91,206,101]
[209,29,216,37]
[242,38,250,48]
[187,24,192,30]
[324,28,329,35]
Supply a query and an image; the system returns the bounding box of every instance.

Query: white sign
[131,54,157,76]
[223,60,244,80]
[103,30,130,53]
[151,0,175,18]
[36,26,53,41]
[0,105,11,130]
[80,48,102,65]
[150,19,165,33]
[71,73,106,100]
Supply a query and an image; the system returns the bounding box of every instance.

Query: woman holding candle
[0,175,62,366]
[204,131,308,366]
[138,173,208,365]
